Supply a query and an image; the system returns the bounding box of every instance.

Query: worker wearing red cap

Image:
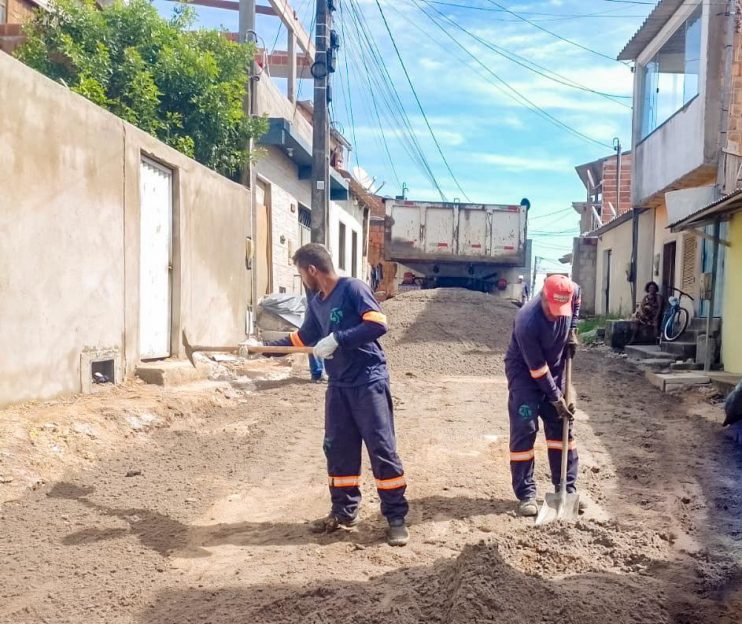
[504,274,581,517]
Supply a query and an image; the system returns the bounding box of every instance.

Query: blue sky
[153,0,652,272]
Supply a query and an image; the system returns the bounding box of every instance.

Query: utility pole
[310,0,336,246]
[531,256,540,293]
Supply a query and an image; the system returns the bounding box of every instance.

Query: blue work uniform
[271,278,408,522]
[305,289,325,380]
[504,292,580,501]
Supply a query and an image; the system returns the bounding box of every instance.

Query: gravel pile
[381,288,518,376]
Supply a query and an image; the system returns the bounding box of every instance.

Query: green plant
[17,0,268,180]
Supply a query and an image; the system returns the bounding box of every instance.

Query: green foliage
[16,0,268,180]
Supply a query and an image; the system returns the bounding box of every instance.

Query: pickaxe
[182,330,314,367]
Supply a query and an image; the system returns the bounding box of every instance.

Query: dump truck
[383,198,531,296]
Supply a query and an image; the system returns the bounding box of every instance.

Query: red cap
[543,275,574,317]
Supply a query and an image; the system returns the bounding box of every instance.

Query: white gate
[139,158,173,359]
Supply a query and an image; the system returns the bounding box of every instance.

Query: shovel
[535,354,580,526]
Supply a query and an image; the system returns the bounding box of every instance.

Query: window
[640,6,702,139]
[0,0,6,24]
[338,222,347,271]
[351,231,358,278]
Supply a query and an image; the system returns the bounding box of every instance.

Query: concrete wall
[722,213,742,373]
[594,210,654,317]
[571,237,598,316]
[595,219,634,317]
[0,53,251,407]
[633,99,706,204]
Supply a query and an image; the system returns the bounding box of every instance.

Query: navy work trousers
[508,386,579,501]
[324,379,408,521]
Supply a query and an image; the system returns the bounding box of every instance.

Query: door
[700,222,727,317]
[662,241,677,300]
[255,180,273,297]
[458,207,489,256]
[423,206,455,255]
[603,249,612,314]
[139,158,173,359]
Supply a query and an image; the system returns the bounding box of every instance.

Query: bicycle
[661,287,694,342]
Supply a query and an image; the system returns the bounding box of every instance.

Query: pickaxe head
[182,330,196,367]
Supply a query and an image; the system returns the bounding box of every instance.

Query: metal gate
[139,158,173,359]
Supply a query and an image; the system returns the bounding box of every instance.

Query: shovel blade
[534,492,580,526]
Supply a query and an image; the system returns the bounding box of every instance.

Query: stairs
[625,317,722,371]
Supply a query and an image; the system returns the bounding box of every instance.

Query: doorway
[661,241,677,300]
[139,158,173,360]
[255,179,273,297]
[603,249,612,314]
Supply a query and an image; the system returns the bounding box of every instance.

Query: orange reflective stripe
[529,364,549,379]
[290,332,304,347]
[328,475,361,488]
[376,475,406,490]
[546,439,577,451]
[510,449,535,462]
[363,311,388,325]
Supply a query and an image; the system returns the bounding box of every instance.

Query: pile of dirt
[381,288,518,376]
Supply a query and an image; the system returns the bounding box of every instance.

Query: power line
[418,0,631,104]
[342,0,443,192]
[410,0,614,149]
[483,0,629,64]
[426,0,648,20]
[343,0,439,193]
[372,0,472,201]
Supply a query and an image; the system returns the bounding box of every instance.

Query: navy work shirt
[279,278,389,387]
[504,296,571,401]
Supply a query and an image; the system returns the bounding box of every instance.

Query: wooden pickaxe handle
[245,346,315,355]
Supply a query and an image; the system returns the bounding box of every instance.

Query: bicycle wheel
[663,307,689,342]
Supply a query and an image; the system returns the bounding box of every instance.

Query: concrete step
[646,371,710,393]
[708,372,742,397]
[136,359,210,386]
[636,358,676,373]
[625,345,665,360]
[661,341,697,359]
[689,317,722,332]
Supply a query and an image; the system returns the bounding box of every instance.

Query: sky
[153,0,653,275]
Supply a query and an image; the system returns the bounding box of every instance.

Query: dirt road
[1,289,741,623]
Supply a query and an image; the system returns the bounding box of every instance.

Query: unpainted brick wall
[601,154,633,217]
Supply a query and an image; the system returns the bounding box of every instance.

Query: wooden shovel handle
[246,345,315,355]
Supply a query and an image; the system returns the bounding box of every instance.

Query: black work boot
[387,518,409,546]
[310,513,359,534]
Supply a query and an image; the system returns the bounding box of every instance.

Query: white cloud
[475,153,573,172]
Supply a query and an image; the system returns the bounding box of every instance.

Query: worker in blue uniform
[267,243,409,546]
[504,274,582,517]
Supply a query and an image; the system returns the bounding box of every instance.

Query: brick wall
[720,17,742,193]
[601,153,633,217]
[8,0,35,23]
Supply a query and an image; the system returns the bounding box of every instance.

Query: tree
[16,0,267,181]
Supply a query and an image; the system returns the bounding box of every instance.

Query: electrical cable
[410,0,614,149]
[483,0,630,64]
[372,0,472,201]
[418,0,632,103]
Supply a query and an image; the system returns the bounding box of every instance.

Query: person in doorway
[628,281,663,345]
[267,243,409,546]
[518,275,530,304]
[504,275,582,517]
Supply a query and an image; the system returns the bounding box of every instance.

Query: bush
[17,0,268,180]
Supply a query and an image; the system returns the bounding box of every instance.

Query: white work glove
[314,334,339,360]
